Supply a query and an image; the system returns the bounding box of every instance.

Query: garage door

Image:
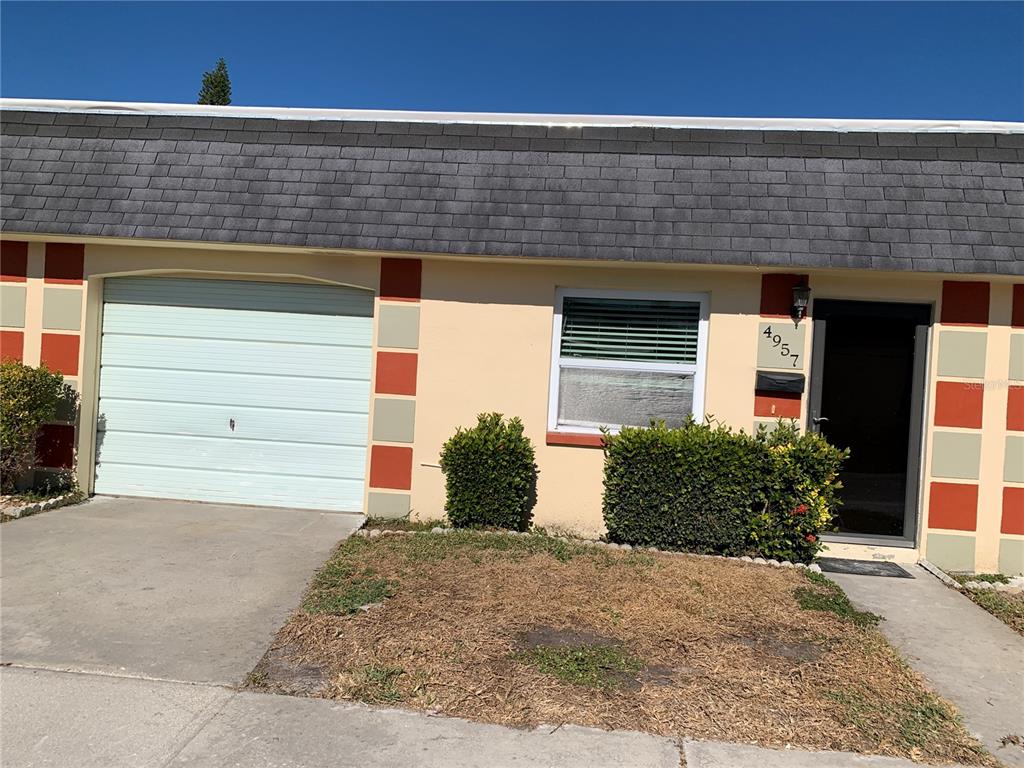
[94,277,373,511]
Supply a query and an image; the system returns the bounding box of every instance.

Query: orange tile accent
[546,431,605,448]
[754,391,802,419]
[940,280,990,326]
[1002,487,1024,535]
[928,482,978,532]
[369,445,413,490]
[760,274,808,318]
[380,257,422,301]
[40,334,80,375]
[44,243,85,284]
[375,351,418,396]
[35,423,75,469]
[0,330,24,362]
[934,381,984,429]
[1008,386,1024,432]
[1,241,28,282]
[1012,284,1024,329]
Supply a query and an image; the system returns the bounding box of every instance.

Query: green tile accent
[926,533,976,572]
[754,419,799,434]
[377,304,420,349]
[1,285,27,328]
[937,330,987,379]
[366,491,412,519]
[42,287,83,331]
[999,539,1024,576]
[1005,436,1024,484]
[1011,334,1024,382]
[372,397,416,443]
[931,431,982,480]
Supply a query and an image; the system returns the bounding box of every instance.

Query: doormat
[817,558,914,578]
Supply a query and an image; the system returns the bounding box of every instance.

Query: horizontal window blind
[560,297,701,364]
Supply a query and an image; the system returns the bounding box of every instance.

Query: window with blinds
[550,292,707,433]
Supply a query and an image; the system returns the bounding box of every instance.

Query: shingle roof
[2,105,1023,274]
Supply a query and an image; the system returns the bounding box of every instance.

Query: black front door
[808,300,931,542]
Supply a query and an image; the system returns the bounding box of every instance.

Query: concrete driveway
[0,496,361,685]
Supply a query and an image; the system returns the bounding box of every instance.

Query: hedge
[602,419,846,563]
[0,360,71,494]
[439,413,538,531]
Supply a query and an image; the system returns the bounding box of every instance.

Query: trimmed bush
[0,361,70,493]
[439,413,537,531]
[602,419,846,563]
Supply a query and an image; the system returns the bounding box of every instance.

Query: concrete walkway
[1,666,979,768]
[833,565,1024,768]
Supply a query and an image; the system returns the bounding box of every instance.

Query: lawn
[251,529,992,766]
[948,573,1024,637]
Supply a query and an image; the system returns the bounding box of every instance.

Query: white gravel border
[354,526,823,573]
[1,491,81,520]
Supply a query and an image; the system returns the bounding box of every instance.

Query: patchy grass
[794,572,882,628]
[260,530,993,766]
[951,572,1010,586]
[945,573,1024,636]
[363,516,444,532]
[516,645,643,689]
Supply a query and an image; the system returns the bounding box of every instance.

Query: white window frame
[547,287,710,435]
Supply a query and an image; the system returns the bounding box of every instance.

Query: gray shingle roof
[2,108,1023,274]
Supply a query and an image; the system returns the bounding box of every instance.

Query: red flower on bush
[791,503,808,516]
[805,534,817,543]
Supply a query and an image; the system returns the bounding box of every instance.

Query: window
[548,289,709,434]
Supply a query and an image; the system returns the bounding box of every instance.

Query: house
[1,99,1022,574]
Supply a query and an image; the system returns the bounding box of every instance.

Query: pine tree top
[197,58,232,106]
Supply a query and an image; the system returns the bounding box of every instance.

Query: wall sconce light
[792,283,811,324]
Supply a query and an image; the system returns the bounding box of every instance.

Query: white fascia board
[1,98,1022,134]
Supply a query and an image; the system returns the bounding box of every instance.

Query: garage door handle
[229,419,236,431]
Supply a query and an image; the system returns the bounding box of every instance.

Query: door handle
[812,416,829,425]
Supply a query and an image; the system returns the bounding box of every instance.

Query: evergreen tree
[197,58,232,105]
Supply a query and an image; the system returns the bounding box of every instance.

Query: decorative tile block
[925,533,976,572]
[930,431,982,480]
[1005,436,1024,484]
[1002,487,1024,536]
[0,330,24,361]
[1011,335,1024,382]
[1008,386,1024,432]
[375,351,418,395]
[940,280,990,326]
[369,445,413,490]
[757,321,806,370]
[928,482,978,531]
[998,538,1024,576]
[933,381,984,429]
[380,257,422,301]
[760,274,808,318]
[936,331,987,379]
[366,491,412,519]
[1,285,27,328]
[1,241,28,282]
[42,287,83,330]
[377,304,420,349]
[44,243,85,284]
[1012,284,1024,329]
[754,391,801,419]
[40,333,80,375]
[372,398,416,444]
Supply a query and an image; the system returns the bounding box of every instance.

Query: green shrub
[602,418,846,563]
[439,413,537,531]
[0,361,71,493]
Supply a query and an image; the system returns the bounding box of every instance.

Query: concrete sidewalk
[833,565,1024,768]
[0,666,988,768]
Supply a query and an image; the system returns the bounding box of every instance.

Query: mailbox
[755,370,805,394]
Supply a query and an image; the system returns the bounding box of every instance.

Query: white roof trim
[1,98,1022,134]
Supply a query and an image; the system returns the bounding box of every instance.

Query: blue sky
[2,2,1021,120]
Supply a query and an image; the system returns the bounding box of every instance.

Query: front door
[807,300,931,544]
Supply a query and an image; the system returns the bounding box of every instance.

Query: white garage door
[94,277,373,512]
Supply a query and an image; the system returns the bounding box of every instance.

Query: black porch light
[792,283,811,323]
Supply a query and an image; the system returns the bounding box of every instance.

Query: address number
[762,325,800,368]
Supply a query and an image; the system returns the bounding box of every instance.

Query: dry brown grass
[256,531,993,766]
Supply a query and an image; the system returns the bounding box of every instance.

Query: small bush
[602,418,846,562]
[0,361,71,494]
[439,413,537,531]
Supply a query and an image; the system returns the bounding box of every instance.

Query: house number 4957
[762,325,800,368]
